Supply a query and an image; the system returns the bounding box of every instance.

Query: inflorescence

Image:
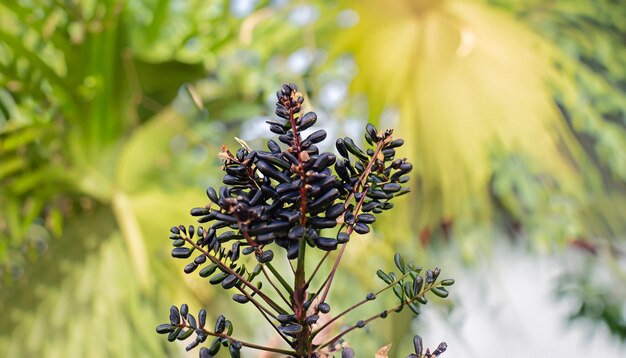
[156,83,452,357]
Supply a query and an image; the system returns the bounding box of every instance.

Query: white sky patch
[336,9,359,28]
[240,116,274,142]
[287,48,315,74]
[289,5,319,26]
[230,0,258,18]
[271,0,290,8]
[419,246,626,358]
[320,80,348,110]
[343,117,365,145]
[379,106,400,130]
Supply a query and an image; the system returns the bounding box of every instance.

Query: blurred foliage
[487,0,626,340]
[0,0,360,356]
[1,0,625,356]
[339,0,626,246]
[1,0,248,356]
[336,0,626,346]
[556,243,626,341]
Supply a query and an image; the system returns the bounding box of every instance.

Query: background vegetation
[1,0,624,356]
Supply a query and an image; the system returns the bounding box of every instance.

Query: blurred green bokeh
[1,0,625,356]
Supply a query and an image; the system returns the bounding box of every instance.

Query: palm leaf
[338,0,625,243]
[335,0,626,346]
[0,206,184,357]
[0,2,234,356]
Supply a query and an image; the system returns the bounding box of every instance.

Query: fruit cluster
[156,83,451,357]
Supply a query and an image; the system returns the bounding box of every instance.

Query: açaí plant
[156,84,452,357]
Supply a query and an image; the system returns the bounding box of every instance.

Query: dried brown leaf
[375,343,392,358]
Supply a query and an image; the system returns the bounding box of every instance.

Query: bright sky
[420,246,625,358]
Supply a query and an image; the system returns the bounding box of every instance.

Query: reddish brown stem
[316,284,439,351]
[261,265,292,308]
[174,322,296,355]
[236,286,293,345]
[181,237,287,314]
[310,271,413,341]
[318,184,370,305]
[283,93,312,356]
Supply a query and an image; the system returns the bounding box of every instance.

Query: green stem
[294,239,307,290]
[266,262,294,296]
[305,251,330,288]
[293,237,308,356]
[261,265,292,307]
[307,270,332,306]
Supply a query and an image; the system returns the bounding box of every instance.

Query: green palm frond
[337,0,626,245]
[0,1,226,356]
[0,207,176,358]
[334,0,626,345]
[1,1,346,355]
